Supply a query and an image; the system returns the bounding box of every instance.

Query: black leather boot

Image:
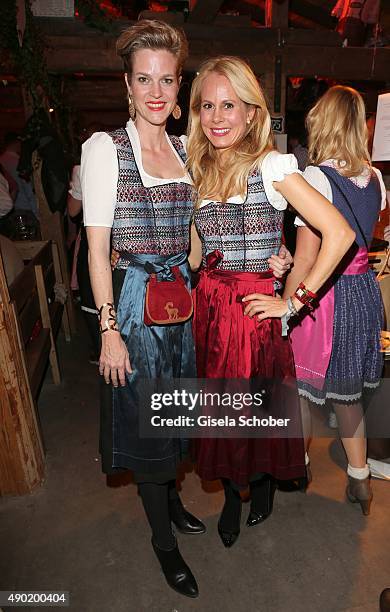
[169,498,206,535]
[218,512,241,548]
[246,475,276,527]
[152,538,199,598]
[218,480,242,548]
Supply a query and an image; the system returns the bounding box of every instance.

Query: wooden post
[262,66,286,119]
[32,152,76,339]
[0,256,44,496]
[262,3,288,139]
[265,0,289,29]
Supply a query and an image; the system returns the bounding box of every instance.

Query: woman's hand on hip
[99,330,132,387]
[242,293,288,321]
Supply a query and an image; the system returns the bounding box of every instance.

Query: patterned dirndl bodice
[108,128,195,265]
[194,169,284,272]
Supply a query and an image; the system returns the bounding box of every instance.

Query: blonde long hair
[187,56,274,205]
[306,85,371,177]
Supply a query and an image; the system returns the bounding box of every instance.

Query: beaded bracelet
[293,282,318,311]
[98,302,119,334]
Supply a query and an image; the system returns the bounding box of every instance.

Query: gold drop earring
[128,94,136,120]
[172,104,182,120]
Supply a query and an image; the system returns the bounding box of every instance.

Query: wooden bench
[0,239,69,495]
[7,240,67,398]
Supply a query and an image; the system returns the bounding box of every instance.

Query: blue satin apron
[103,251,195,476]
[98,127,195,477]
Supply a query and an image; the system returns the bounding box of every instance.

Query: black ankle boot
[246,476,276,527]
[169,498,206,535]
[218,515,241,548]
[218,482,242,548]
[151,538,199,598]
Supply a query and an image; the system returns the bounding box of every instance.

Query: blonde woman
[284,86,387,514]
[187,57,355,547]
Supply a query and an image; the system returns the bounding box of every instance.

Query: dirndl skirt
[192,256,305,487]
[99,252,196,477]
[297,269,383,404]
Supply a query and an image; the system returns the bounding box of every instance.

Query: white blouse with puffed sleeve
[198,149,302,209]
[81,132,118,228]
[260,150,302,210]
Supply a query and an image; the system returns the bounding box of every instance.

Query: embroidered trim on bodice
[109,128,195,261]
[194,171,283,272]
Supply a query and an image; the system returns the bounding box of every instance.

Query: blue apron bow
[119,251,188,281]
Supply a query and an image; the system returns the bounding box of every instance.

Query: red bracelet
[293,282,318,311]
[297,282,317,299]
[293,292,314,311]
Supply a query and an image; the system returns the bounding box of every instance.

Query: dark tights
[219,479,242,532]
[220,475,272,530]
[138,480,180,550]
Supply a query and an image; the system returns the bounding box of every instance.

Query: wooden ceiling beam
[2,20,389,81]
[265,0,289,29]
[35,44,389,80]
[37,22,388,81]
[282,45,388,80]
[233,0,334,29]
[188,0,225,23]
[290,0,336,29]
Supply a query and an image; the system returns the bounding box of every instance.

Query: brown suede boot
[380,588,390,612]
